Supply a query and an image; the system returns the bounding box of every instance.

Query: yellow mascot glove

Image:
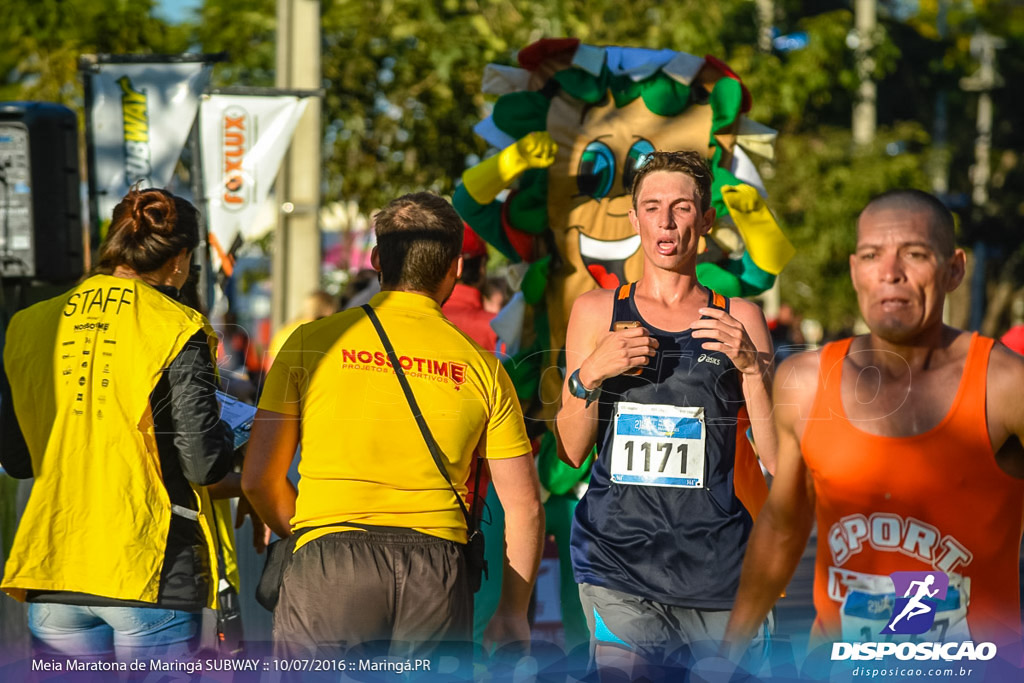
[462,131,557,205]
[721,184,795,275]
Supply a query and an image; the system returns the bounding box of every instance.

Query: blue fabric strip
[593,607,631,648]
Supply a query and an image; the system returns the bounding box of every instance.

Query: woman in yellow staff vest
[0,188,238,662]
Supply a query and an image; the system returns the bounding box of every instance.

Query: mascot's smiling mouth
[578,232,641,289]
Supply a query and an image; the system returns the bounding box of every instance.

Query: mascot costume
[453,39,794,648]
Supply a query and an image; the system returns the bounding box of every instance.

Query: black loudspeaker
[0,102,83,282]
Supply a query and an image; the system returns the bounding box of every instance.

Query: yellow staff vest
[2,274,223,608]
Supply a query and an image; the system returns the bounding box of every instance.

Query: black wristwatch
[568,368,601,407]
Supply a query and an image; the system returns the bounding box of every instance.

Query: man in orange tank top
[722,190,1024,666]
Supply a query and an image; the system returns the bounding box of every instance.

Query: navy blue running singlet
[570,283,758,609]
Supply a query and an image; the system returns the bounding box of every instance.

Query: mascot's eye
[576,141,616,199]
[622,139,655,191]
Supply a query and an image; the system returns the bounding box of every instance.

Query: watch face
[570,369,594,400]
[569,370,585,399]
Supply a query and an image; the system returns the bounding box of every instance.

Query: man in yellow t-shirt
[243,192,545,659]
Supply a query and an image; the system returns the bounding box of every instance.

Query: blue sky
[154,0,203,24]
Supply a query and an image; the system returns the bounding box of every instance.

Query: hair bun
[130,189,177,236]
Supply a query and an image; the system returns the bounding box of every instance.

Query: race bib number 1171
[609,402,706,488]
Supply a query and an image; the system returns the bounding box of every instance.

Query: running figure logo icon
[882,571,949,635]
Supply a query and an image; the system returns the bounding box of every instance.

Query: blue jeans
[28,603,200,662]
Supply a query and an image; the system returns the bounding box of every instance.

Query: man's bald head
[859,189,956,258]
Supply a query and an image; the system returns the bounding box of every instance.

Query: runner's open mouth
[579,233,641,289]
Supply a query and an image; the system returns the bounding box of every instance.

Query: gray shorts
[273,528,472,661]
[579,583,773,667]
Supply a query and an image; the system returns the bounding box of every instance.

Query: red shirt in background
[443,282,499,506]
[443,283,498,353]
[1001,324,1024,355]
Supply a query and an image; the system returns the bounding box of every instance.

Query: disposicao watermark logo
[883,571,948,635]
[831,571,997,662]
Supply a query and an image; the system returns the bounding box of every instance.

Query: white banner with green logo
[87,59,212,224]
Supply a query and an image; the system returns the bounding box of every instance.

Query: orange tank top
[802,334,1024,646]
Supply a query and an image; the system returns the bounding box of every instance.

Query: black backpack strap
[361,304,476,532]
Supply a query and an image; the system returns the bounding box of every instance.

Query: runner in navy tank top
[571,282,753,606]
[557,151,777,677]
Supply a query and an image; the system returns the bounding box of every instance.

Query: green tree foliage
[194,0,1024,333]
[2,0,1020,333]
[0,0,189,106]
[888,0,1024,335]
[316,1,499,207]
[310,0,785,209]
[195,0,277,87]
[732,9,899,133]
[767,123,931,330]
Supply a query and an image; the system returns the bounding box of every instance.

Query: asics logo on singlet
[882,571,947,635]
[697,353,720,366]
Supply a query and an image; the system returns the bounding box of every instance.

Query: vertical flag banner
[85,57,213,224]
[199,93,310,276]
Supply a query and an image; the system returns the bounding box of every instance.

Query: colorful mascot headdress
[454,39,794,424]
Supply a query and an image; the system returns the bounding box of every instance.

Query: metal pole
[187,117,214,313]
[79,56,101,260]
[852,0,877,148]
[929,1,950,198]
[973,90,993,208]
[970,35,997,209]
[960,31,1005,331]
[960,31,1005,213]
[272,0,322,331]
[756,0,774,53]
[272,0,291,332]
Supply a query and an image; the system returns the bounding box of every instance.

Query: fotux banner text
[199,92,310,275]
